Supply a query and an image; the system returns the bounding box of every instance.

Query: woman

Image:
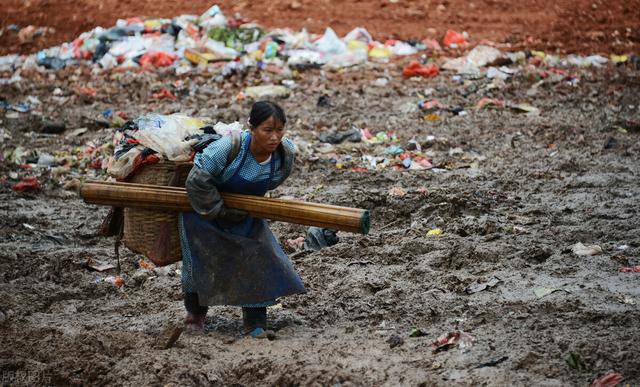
[180,101,305,337]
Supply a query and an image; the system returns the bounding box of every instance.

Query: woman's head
[248,100,286,129]
[248,101,287,154]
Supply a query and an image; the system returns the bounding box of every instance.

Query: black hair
[248,100,286,128]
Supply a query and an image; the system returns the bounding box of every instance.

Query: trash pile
[1,3,636,81]
[0,4,422,77]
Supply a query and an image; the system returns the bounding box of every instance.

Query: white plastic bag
[131,114,208,161]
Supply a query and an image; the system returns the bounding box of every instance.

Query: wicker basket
[123,161,193,266]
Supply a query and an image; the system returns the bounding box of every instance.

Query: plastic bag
[213,121,244,136]
[139,51,177,67]
[443,30,466,47]
[131,114,207,161]
[402,61,439,78]
[315,27,347,55]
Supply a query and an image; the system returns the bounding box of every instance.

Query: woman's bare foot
[184,312,206,333]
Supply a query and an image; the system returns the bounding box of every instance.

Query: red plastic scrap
[140,51,178,68]
[12,176,40,192]
[76,87,98,97]
[420,99,448,111]
[402,61,439,78]
[432,331,475,353]
[619,266,640,273]
[443,30,466,47]
[590,371,623,387]
[152,88,177,100]
[476,97,505,109]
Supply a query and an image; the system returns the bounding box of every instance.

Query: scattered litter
[244,85,290,99]
[432,331,475,353]
[388,187,407,198]
[86,258,116,272]
[619,266,640,273]
[139,259,156,270]
[304,227,339,251]
[571,242,603,256]
[616,294,636,305]
[286,236,306,250]
[387,334,404,348]
[443,30,466,47]
[465,277,501,294]
[566,352,587,371]
[427,228,443,236]
[590,371,623,387]
[409,328,427,337]
[476,97,505,109]
[12,176,39,192]
[402,61,439,78]
[102,275,125,288]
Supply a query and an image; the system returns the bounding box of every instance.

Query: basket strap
[226,131,242,167]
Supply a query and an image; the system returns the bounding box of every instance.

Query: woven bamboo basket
[123,161,192,266]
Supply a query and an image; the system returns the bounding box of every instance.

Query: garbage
[318,128,361,144]
[418,100,448,112]
[442,30,466,47]
[388,187,406,198]
[402,61,439,78]
[619,266,640,273]
[286,236,306,250]
[315,27,347,55]
[18,25,54,43]
[508,103,540,114]
[432,331,475,353]
[465,277,501,294]
[138,259,156,270]
[442,45,502,73]
[152,88,178,100]
[616,294,636,305]
[86,258,116,272]
[566,352,587,371]
[590,371,623,387]
[409,328,427,337]
[12,176,40,192]
[304,227,339,251]
[103,275,125,288]
[387,334,404,348]
[571,242,603,256]
[476,98,505,109]
[427,228,443,236]
[373,78,389,87]
[139,51,178,67]
[244,85,290,99]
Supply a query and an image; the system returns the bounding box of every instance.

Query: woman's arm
[185,136,246,221]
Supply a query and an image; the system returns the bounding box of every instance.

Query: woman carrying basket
[180,101,305,338]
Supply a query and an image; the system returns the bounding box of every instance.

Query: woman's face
[251,116,285,154]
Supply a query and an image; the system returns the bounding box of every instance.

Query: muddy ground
[1,57,640,385]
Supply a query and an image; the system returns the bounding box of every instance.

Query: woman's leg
[242,307,267,332]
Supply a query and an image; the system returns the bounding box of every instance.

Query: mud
[1,59,640,385]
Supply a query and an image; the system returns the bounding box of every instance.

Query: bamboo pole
[80,181,370,234]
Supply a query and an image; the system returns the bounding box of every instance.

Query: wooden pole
[80,181,370,234]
